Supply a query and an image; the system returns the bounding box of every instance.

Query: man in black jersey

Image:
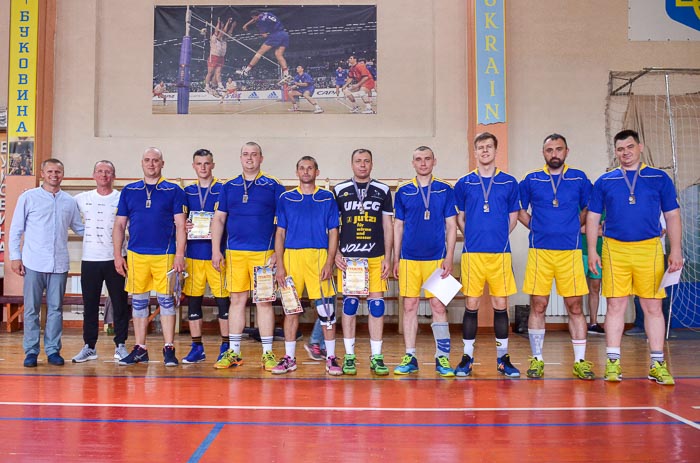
[334,149,394,375]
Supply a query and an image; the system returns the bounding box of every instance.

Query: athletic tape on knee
[215,297,230,320]
[342,296,360,316]
[132,292,149,318]
[368,298,385,318]
[187,295,203,321]
[158,293,176,316]
[316,297,336,324]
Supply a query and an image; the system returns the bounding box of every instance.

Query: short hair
[41,158,64,171]
[143,147,163,159]
[193,148,213,161]
[413,146,434,158]
[614,129,640,145]
[241,141,262,156]
[473,132,498,149]
[296,155,319,170]
[93,160,116,175]
[542,133,568,148]
[351,149,373,161]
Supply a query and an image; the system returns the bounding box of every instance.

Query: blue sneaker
[182,343,206,364]
[497,354,520,377]
[118,345,149,365]
[47,353,65,366]
[435,355,455,377]
[455,354,474,377]
[24,353,38,368]
[393,354,419,375]
[217,342,230,362]
[163,346,179,367]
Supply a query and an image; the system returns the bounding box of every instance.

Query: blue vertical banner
[475,0,506,124]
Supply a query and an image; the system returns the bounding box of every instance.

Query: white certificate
[253,265,276,303]
[279,276,303,315]
[343,257,369,296]
[421,268,462,306]
[188,210,214,240]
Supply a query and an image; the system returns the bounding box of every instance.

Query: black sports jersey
[334,179,393,258]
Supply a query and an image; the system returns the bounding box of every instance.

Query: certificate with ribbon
[188,210,214,240]
[253,265,276,303]
[343,257,369,296]
[279,276,303,315]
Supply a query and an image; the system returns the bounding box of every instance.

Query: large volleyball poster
[153,5,377,115]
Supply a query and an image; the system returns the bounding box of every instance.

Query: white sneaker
[314,107,324,114]
[350,107,360,114]
[361,108,375,114]
[235,67,249,77]
[72,344,98,363]
[114,344,129,360]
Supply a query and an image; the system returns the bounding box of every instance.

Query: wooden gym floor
[0,327,698,462]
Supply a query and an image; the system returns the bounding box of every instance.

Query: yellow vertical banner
[8,0,38,176]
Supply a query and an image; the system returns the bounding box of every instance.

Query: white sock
[343,337,355,355]
[285,341,296,358]
[463,339,475,357]
[325,339,336,358]
[370,339,383,356]
[572,339,587,362]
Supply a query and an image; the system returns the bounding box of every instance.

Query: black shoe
[587,324,605,335]
[24,353,38,368]
[47,353,65,366]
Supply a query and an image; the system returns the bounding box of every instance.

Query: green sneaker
[526,357,544,378]
[573,360,595,380]
[604,358,622,382]
[369,354,389,376]
[261,351,277,371]
[342,354,357,375]
[648,360,675,385]
[214,350,243,369]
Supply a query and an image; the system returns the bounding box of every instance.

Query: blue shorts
[335,79,345,87]
[264,30,289,48]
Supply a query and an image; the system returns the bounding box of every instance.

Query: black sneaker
[118,345,149,365]
[587,324,605,335]
[163,345,179,367]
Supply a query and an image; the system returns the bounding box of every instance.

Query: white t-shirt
[75,189,122,261]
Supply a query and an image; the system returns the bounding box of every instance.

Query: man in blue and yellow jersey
[181,149,230,365]
[211,142,286,372]
[273,156,340,375]
[393,146,458,377]
[334,148,393,376]
[519,134,595,380]
[113,147,187,367]
[587,129,682,385]
[454,132,520,378]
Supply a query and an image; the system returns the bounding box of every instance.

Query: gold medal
[145,200,151,208]
[242,194,248,203]
[424,210,430,220]
[483,203,490,213]
[552,198,559,207]
[629,195,636,205]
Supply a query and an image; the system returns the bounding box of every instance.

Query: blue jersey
[277,187,339,250]
[184,179,225,260]
[394,178,457,261]
[256,12,284,34]
[218,172,286,252]
[589,164,679,242]
[454,169,520,253]
[293,72,315,95]
[117,178,186,255]
[335,68,348,86]
[519,165,591,250]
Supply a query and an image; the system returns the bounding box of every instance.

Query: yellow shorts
[460,253,517,297]
[125,251,174,294]
[336,255,388,294]
[522,249,588,297]
[284,248,335,300]
[398,259,442,298]
[601,237,666,299]
[183,257,229,298]
[225,250,275,293]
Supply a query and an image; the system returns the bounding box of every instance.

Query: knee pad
[132,292,150,319]
[157,293,176,316]
[368,298,386,318]
[342,296,360,316]
[216,297,230,320]
[187,295,203,321]
[357,89,368,98]
[316,297,336,325]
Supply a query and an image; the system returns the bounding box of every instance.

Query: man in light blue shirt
[9,158,84,368]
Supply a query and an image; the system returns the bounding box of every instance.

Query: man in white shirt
[71,161,131,362]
